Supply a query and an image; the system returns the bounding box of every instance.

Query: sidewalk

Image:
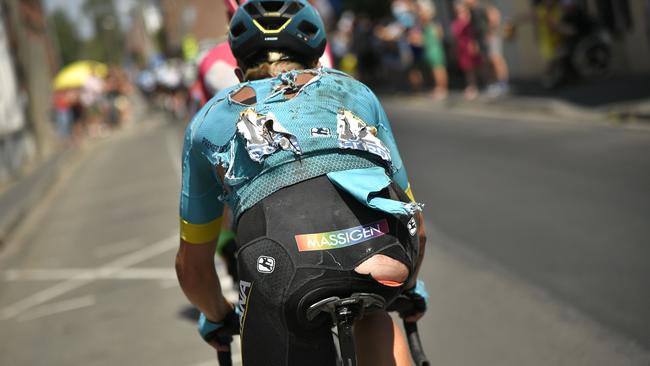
[0,96,151,248]
[380,73,650,125]
[0,148,74,246]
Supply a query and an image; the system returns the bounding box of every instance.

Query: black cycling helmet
[228,0,327,68]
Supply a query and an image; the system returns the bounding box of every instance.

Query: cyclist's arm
[176,119,231,322]
[177,238,232,321]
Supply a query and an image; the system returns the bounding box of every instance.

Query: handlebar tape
[217,349,232,366]
[404,321,430,366]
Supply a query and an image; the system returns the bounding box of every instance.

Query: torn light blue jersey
[180,67,419,226]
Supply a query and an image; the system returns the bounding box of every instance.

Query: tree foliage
[50,10,82,65]
[81,0,125,64]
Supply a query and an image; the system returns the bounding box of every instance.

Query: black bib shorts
[235,175,419,366]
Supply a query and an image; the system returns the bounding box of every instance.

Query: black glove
[387,279,429,318]
[197,308,240,345]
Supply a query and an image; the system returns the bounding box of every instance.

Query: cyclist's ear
[235,67,245,82]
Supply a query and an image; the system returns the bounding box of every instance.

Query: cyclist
[176,1,428,365]
[199,0,334,103]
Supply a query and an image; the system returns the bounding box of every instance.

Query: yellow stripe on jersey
[180,217,223,244]
[405,183,416,203]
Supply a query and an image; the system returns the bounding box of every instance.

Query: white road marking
[159,279,180,289]
[1,234,177,320]
[92,238,143,259]
[16,296,96,322]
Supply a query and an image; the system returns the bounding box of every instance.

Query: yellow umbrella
[53,61,108,90]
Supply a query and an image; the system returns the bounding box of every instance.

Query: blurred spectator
[509,0,565,65]
[392,0,417,71]
[392,0,417,29]
[154,59,187,120]
[464,0,489,56]
[105,69,122,129]
[80,69,107,138]
[53,90,73,143]
[485,4,510,97]
[136,68,157,101]
[463,0,510,97]
[535,0,566,63]
[330,11,357,75]
[452,1,482,100]
[406,12,427,90]
[353,16,381,84]
[418,0,449,100]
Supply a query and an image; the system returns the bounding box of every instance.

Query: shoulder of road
[381,74,650,128]
[381,92,650,128]
[0,148,73,247]
[0,100,159,250]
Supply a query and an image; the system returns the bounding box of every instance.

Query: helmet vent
[297,20,318,38]
[259,1,285,13]
[244,3,262,17]
[256,16,288,31]
[284,2,305,15]
[231,22,247,37]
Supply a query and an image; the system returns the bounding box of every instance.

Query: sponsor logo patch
[237,280,252,330]
[310,127,331,137]
[408,217,417,237]
[295,219,389,252]
[257,256,275,273]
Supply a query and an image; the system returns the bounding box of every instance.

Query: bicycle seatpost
[306,293,385,366]
[335,305,358,366]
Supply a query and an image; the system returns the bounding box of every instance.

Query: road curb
[0,148,73,247]
[382,94,650,126]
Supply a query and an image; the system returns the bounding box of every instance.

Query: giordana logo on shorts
[295,219,389,252]
[408,217,417,237]
[237,280,252,330]
[257,256,275,273]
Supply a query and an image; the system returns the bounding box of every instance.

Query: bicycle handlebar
[217,349,232,366]
[213,309,240,366]
[404,321,430,366]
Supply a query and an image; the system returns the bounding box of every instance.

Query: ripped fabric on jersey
[327,167,424,217]
[337,110,392,163]
[236,108,303,163]
[265,69,322,102]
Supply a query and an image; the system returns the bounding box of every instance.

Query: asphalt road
[0,101,649,366]
[383,99,650,348]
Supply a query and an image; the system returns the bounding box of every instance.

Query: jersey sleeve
[179,112,225,244]
[367,90,417,202]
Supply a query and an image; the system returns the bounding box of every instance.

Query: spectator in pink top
[452,1,482,100]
